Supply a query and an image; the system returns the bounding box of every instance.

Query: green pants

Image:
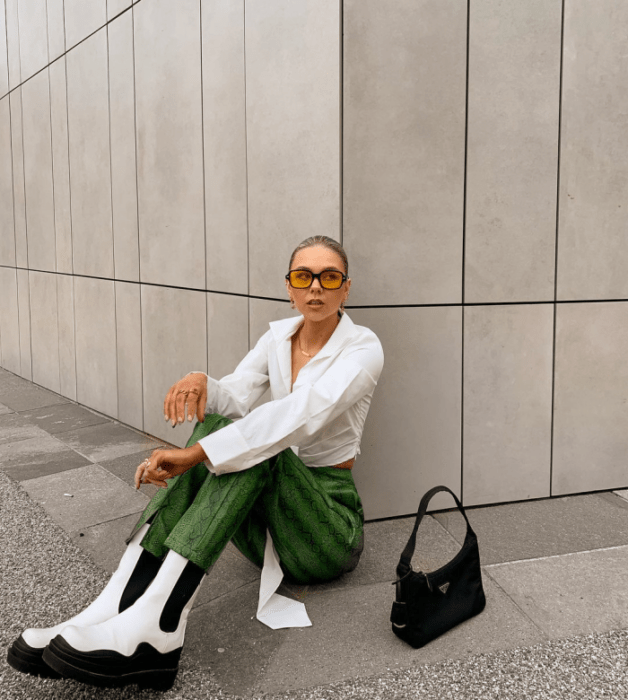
[129,414,364,584]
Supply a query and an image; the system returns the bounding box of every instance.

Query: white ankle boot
[43,549,205,690]
[7,524,157,677]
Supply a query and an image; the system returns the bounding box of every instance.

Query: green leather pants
[129,414,364,584]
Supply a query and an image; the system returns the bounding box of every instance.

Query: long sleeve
[199,333,271,419]
[199,333,384,474]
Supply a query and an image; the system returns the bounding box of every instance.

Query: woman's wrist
[186,442,208,465]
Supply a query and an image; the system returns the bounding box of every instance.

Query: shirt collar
[269,312,357,360]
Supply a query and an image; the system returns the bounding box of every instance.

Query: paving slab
[0,401,12,415]
[54,421,166,462]
[0,434,92,480]
[484,545,628,639]
[256,574,546,696]
[98,447,166,498]
[615,489,628,502]
[17,401,110,434]
[0,411,52,445]
[434,493,628,564]
[186,581,292,697]
[0,381,70,411]
[21,463,150,531]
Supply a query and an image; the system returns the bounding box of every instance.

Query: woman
[8,236,384,690]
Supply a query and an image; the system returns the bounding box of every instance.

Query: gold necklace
[297,326,313,358]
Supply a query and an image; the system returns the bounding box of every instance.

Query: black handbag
[390,485,486,648]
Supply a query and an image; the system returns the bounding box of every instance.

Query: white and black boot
[43,549,205,691]
[7,524,161,678]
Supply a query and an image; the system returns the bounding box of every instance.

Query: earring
[290,298,295,309]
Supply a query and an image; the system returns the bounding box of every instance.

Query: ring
[177,389,189,395]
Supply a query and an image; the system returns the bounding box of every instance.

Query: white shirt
[197,312,384,475]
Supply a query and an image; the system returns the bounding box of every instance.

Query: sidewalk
[1,365,628,699]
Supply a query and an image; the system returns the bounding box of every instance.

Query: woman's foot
[43,550,205,690]
[6,524,160,678]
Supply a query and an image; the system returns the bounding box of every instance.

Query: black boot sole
[43,636,180,690]
[6,635,62,679]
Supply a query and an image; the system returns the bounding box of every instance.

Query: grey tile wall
[66,29,114,278]
[21,69,56,272]
[245,0,341,299]
[343,0,466,306]
[465,0,561,303]
[134,0,205,289]
[17,0,48,82]
[0,98,15,265]
[0,1,8,97]
[557,2,628,301]
[2,1,628,514]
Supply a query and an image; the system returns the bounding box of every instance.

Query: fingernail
[177,417,183,423]
[188,416,192,422]
[171,420,176,427]
[164,415,168,421]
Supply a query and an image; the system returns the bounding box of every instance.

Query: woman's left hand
[135,443,207,489]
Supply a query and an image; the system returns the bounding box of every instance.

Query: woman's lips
[307,300,324,306]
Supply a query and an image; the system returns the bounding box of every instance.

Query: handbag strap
[396,485,473,579]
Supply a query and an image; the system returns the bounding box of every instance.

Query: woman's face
[286,246,351,324]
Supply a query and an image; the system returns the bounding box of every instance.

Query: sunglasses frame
[285,269,348,290]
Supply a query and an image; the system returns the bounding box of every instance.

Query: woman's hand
[135,443,208,489]
[163,373,208,427]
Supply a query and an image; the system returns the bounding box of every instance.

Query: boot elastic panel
[118,549,162,613]
[159,560,205,633]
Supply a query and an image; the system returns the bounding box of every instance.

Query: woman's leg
[232,447,364,584]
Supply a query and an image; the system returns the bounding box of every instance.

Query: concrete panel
[18,0,48,81]
[248,298,296,352]
[19,402,109,434]
[0,267,21,374]
[558,2,628,300]
[0,98,15,265]
[465,0,561,303]
[435,493,628,566]
[343,0,466,305]
[350,307,463,519]
[115,281,143,431]
[207,293,249,381]
[57,274,77,401]
[256,576,544,696]
[141,285,207,447]
[108,0,132,20]
[22,464,149,531]
[108,13,139,281]
[9,89,27,267]
[46,0,66,61]
[55,421,162,462]
[16,269,32,380]
[0,433,90,480]
[134,0,205,288]
[64,0,106,49]
[0,0,8,96]
[49,57,73,273]
[29,271,61,393]
[67,29,114,278]
[553,302,628,495]
[463,305,553,506]
[202,0,248,294]
[74,276,118,418]
[245,0,340,298]
[21,69,56,272]
[5,0,21,89]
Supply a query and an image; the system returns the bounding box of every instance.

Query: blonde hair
[289,236,349,274]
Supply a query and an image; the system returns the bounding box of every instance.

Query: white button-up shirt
[198,313,384,475]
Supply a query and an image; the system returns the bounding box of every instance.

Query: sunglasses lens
[289,271,313,288]
[320,271,344,289]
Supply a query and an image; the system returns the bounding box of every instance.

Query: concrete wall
[1,0,628,518]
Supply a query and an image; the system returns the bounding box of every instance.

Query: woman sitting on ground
[8,235,384,690]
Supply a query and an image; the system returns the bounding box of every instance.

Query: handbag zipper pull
[421,571,433,592]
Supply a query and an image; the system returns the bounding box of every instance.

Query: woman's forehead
[291,246,344,270]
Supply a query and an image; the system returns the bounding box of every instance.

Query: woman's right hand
[163,373,208,426]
